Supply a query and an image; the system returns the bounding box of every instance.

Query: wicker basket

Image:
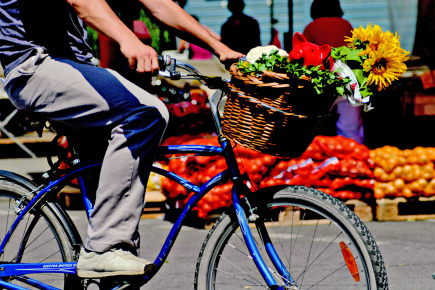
[221,63,337,157]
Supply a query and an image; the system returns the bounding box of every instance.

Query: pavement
[66,210,435,290]
[0,157,50,178]
[2,157,435,289]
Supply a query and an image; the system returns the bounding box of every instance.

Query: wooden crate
[142,190,166,219]
[274,199,374,226]
[58,187,166,219]
[345,199,374,222]
[375,196,435,221]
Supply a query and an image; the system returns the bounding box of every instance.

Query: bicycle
[0,55,388,289]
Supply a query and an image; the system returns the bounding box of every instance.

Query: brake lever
[158,55,181,80]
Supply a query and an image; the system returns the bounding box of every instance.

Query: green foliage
[86,27,99,59]
[84,10,171,58]
[138,10,174,54]
[237,50,350,97]
[331,46,373,98]
[139,10,161,53]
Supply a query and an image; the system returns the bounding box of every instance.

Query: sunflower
[345,24,384,55]
[363,42,409,91]
[381,30,409,56]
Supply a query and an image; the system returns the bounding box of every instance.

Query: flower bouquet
[221,25,408,157]
[222,35,347,157]
[331,23,409,110]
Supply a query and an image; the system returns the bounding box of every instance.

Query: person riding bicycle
[0,0,243,278]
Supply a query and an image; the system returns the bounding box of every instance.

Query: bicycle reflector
[340,241,360,282]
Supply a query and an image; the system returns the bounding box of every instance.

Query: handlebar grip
[158,55,171,71]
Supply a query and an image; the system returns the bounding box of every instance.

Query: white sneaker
[76,248,155,278]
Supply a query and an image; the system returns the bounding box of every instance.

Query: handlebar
[157,55,179,79]
[157,55,227,90]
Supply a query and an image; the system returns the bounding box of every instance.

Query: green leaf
[353,69,366,84]
[359,85,372,98]
[336,86,345,96]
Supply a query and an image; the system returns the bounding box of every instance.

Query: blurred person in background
[179,15,221,60]
[221,0,261,54]
[303,0,364,144]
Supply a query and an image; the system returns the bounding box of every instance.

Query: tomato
[194,156,215,165]
[249,163,260,173]
[168,159,186,174]
[215,158,227,169]
[197,209,206,219]
[211,194,221,203]
[262,155,277,166]
[275,161,290,172]
[174,184,187,197]
[249,173,262,184]
[202,202,212,213]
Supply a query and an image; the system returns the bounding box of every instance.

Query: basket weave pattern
[221,64,336,157]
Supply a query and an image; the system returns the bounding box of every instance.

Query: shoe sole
[77,263,156,278]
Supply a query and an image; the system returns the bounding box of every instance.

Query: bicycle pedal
[115,283,133,290]
[99,276,143,290]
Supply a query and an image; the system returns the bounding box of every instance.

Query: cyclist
[0,0,243,278]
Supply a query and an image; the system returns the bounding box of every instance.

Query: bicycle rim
[196,186,387,289]
[0,180,78,289]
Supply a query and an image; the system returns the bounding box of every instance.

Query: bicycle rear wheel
[195,185,388,289]
[0,178,81,289]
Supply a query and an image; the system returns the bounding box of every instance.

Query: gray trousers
[5,48,169,253]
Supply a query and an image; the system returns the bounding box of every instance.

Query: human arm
[137,0,242,62]
[179,25,220,54]
[66,0,159,73]
[66,0,242,74]
[178,39,188,53]
[204,25,221,41]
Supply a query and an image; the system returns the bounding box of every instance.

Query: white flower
[246,45,288,64]
[332,60,373,111]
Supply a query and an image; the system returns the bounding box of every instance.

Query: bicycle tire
[0,178,81,289]
[195,185,388,289]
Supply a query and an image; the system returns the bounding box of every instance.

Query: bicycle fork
[231,185,297,290]
[219,134,296,289]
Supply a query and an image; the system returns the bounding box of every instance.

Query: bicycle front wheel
[195,185,388,289]
[0,178,81,289]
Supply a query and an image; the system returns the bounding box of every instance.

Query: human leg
[5,49,169,276]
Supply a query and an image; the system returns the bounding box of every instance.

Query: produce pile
[159,135,375,219]
[159,134,435,220]
[371,146,435,198]
[260,135,374,200]
[160,136,276,219]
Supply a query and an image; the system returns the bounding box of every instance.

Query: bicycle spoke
[0,188,78,290]
[39,249,62,263]
[297,231,344,280]
[306,263,349,289]
[226,242,253,260]
[219,255,266,287]
[310,269,367,289]
[197,187,386,289]
[4,198,12,242]
[265,216,295,286]
[300,219,319,288]
[301,242,346,277]
[214,268,268,288]
[13,225,52,262]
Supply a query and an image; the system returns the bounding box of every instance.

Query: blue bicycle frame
[0,61,293,290]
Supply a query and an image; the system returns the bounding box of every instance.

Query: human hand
[217,47,244,70]
[120,39,159,75]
